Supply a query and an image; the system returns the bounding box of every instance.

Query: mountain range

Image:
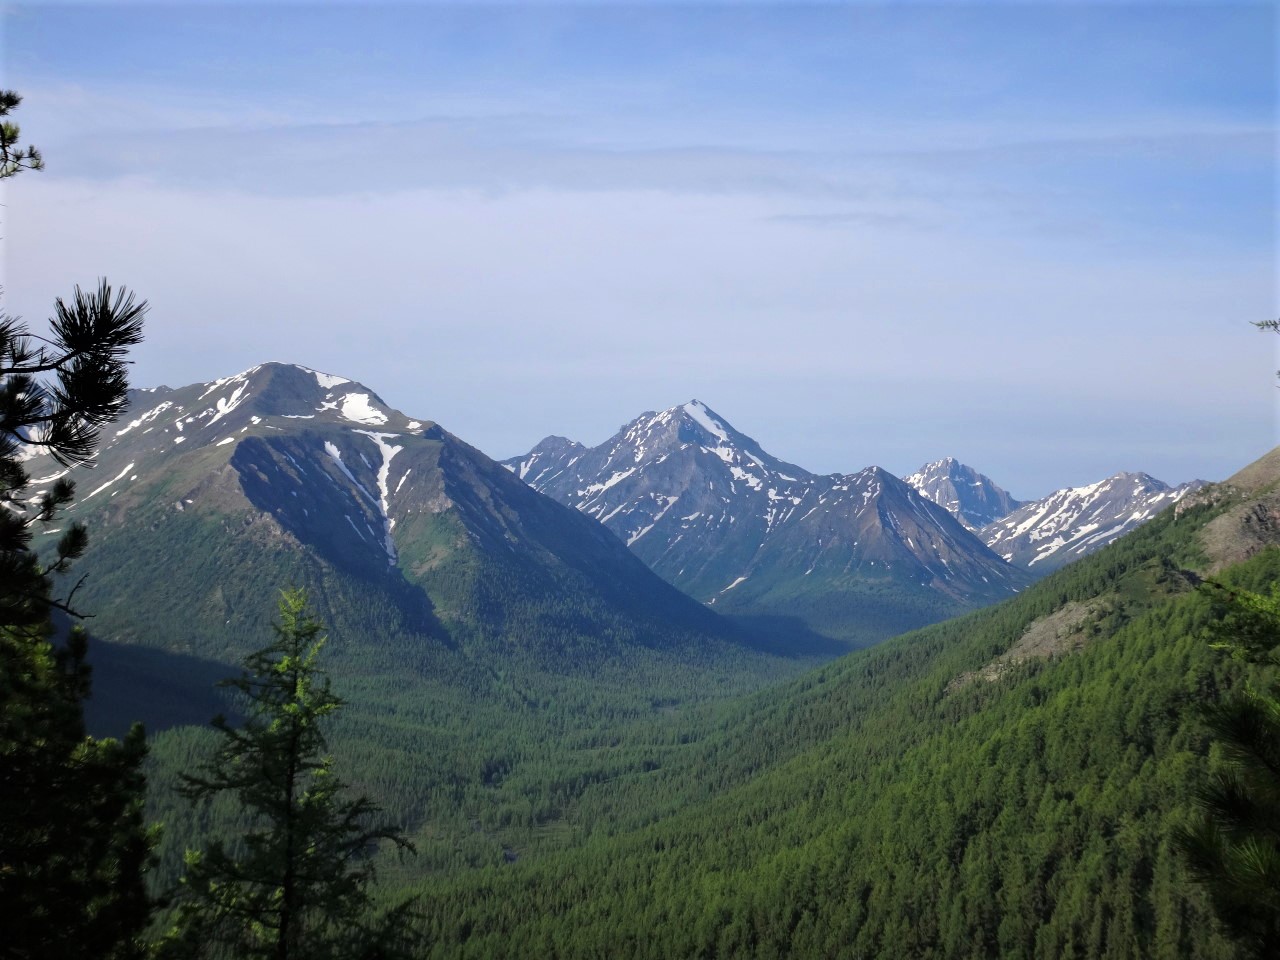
[28,366,1204,660]
[26,363,757,668]
[504,401,1027,646]
[505,400,1202,645]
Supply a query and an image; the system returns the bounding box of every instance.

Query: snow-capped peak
[681,400,730,443]
[981,470,1205,573]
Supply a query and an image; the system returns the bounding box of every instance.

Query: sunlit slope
[407,448,1280,959]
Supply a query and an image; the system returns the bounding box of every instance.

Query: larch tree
[166,589,416,960]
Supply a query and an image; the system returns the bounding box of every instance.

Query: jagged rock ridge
[980,472,1205,573]
[505,401,1028,646]
[903,457,1023,531]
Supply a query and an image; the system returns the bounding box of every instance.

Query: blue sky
[2,1,1274,497]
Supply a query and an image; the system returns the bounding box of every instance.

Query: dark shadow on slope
[723,613,855,659]
[232,436,455,650]
[81,635,239,740]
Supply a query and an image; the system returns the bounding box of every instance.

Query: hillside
[394,446,1280,958]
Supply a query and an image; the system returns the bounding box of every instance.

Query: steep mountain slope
[902,457,1023,530]
[44,365,835,898]
[407,446,1280,959]
[981,471,1205,573]
[26,363,753,665]
[506,401,1027,646]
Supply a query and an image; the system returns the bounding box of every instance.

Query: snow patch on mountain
[207,381,251,429]
[355,430,404,563]
[683,401,729,443]
[116,401,174,438]
[308,369,350,390]
[320,393,388,426]
[85,462,135,501]
[198,366,259,401]
[323,441,376,505]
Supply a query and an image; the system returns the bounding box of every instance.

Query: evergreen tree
[0,89,43,178]
[0,625,153,959]
[0,89,154,959]
[167,589,416,960]
[1176,583,1280,957]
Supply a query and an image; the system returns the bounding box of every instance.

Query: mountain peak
[504,403,1026,647]
[903,458,1022,531]
[123,363,425,449]
[679,399,730,441]
[982,470,1202,573]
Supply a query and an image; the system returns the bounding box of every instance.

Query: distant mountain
[505,401,1027,647]
[902,458,1023,531]
[980,471,1206,573]
[25,364,752,666]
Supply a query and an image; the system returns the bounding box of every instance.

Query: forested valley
[4,74,1278,960]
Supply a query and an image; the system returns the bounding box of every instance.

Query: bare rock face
[1194,446,1280,573]
[903,457,1023,531]
[947,598,1114,692]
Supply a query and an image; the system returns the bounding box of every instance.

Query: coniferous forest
[2,7,1276,957]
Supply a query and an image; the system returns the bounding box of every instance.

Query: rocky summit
[980,471,1206,573]
[902,457,1024,531]
[505,401,1028,647]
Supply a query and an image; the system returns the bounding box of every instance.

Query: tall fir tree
[0,89,154,959]
[167,589,416,960]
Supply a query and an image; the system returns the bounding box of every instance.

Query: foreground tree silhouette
[0,89,154,959]
[166,590,416,960]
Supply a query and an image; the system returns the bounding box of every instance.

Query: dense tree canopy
[1176,584,1280,956]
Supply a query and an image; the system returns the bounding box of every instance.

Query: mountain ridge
[30,363,775,666]
[504,400,1028,647]
[980,470,1206,573]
